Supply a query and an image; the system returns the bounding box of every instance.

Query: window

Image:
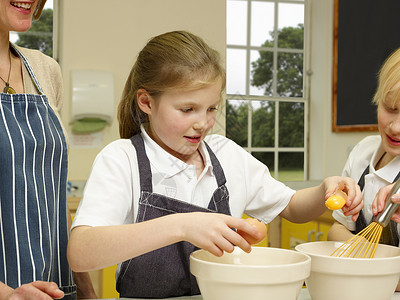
[226,0,309,181]
[10,0,57,59]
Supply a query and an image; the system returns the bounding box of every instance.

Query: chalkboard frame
[332,0,384,132]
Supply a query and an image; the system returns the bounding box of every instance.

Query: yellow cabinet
[102,265,119,298]
[281,211,334,250]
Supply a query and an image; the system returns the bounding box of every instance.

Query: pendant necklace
[0,50,15,94]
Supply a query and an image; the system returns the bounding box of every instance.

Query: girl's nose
[389,116,400,133]
[193,113,209,130]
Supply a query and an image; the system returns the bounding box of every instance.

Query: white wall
[59,0,226,180]
[308,0,374,180]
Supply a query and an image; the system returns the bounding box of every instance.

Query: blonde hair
[373,47,400,107]
[117,30,226,138]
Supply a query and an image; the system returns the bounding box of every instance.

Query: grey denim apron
[354,165,400,246]
[0,46,76,299]
[116,133,231,298]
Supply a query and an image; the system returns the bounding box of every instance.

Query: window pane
[226,99,248,147]
[250,50,273,96]
[227,0,307,182]
[227,0,247,46]
[227,48,247,95]
[277,23,304,51]
[252,152,274,171]
[278,102,304,147]
[251,1,274,47]
[278,152,304,181]
[278,3,304,49]
[251,100,275,147]
[277,51,303,97]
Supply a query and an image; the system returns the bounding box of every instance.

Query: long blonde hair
[373,47,400,107]
[117,30,226,138]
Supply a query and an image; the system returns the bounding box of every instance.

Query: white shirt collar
[140,125,214,179]
[370,143,400,182]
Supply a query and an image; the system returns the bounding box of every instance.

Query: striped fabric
[0,93,72,288]
[0,43,76,300]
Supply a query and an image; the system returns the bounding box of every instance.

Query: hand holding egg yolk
[237,218,267,244]
[325,189,347,210]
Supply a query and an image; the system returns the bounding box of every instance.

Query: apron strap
[10,44,44,95]
[357,165,370,191]
[204,141,227,187]
[130,134,153,193]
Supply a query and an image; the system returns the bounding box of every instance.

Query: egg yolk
[237,218,267,244]
[325,194,346,210]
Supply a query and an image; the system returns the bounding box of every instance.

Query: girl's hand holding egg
[237,218,267,244]
[325,189,347,210]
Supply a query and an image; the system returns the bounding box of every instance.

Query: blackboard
[332,0,400,132]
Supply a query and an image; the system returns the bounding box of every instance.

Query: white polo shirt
[72,128,295,230]
[333,135,400,232]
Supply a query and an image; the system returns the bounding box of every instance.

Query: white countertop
[95,288,400,300]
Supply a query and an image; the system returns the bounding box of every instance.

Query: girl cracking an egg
[67,30,363,299]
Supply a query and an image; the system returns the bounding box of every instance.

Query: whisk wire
[331,178,400,259]
[331,222,383,258]
[360,223,382,258]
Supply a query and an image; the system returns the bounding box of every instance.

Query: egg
[237,218,267,245]
[325,190,347,210]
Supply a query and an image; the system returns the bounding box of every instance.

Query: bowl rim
[295,241,400,262]
[190,246,311,269]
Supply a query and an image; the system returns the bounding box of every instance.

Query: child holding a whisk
[328,47,400,289]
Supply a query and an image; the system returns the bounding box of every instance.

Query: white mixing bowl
[295,241,400,300]
[190,246,311,300]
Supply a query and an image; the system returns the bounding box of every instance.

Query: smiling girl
[67,30,363,299]
[328,47,400,254]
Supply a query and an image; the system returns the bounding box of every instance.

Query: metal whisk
[331,179,400,258]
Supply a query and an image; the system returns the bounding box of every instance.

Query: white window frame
[226,0,311,181]
[53,0,59,61]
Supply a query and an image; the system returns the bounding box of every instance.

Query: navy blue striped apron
[116,133,231,298]
[0,46,76,299]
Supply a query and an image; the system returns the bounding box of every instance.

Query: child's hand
[372,183,400,223]
[323,176,363,221]
[179,212,262,257]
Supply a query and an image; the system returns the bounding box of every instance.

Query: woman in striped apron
[0,1,95,299]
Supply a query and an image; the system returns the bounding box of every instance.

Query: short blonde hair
[118,31,226,138]
[373,47,400,107]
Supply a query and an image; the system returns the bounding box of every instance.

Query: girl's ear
[137,89,152,115]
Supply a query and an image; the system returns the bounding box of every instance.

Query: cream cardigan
[14,44,68,142]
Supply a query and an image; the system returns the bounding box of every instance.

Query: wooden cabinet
[281,211,334,250]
